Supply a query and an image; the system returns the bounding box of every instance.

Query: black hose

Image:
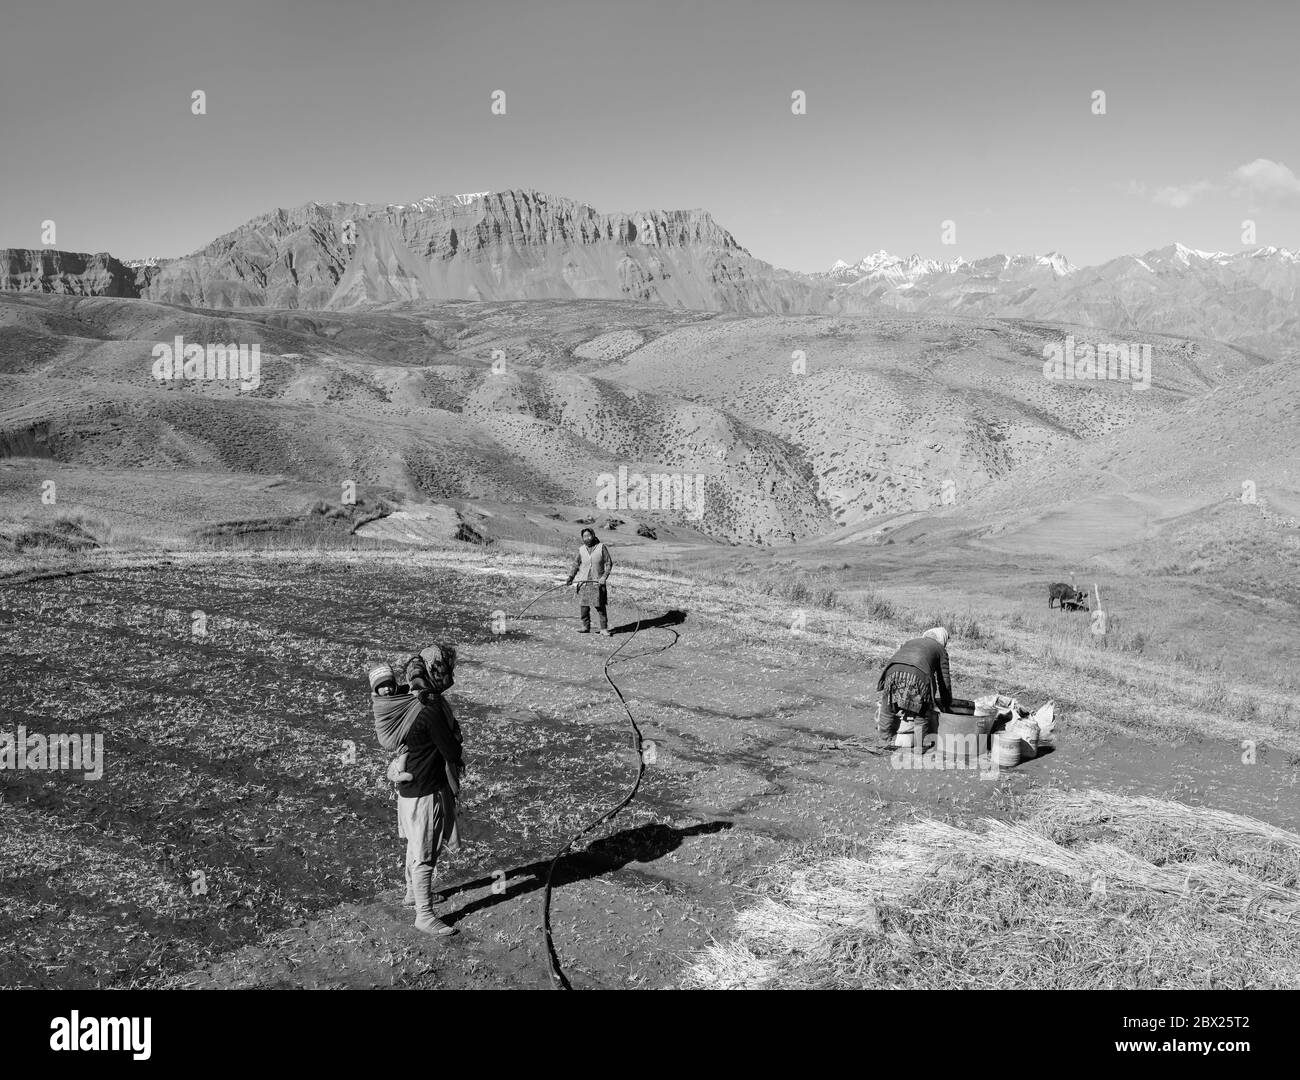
[517,577,648,990]
[514,579,573,620]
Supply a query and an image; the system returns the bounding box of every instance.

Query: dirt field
[2,548,1295,990]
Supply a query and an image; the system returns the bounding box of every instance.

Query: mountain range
[819,242,1300,358]
[4,189,1300,358]
[2,186,1297,576]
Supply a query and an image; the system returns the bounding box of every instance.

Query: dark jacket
[397,655,464,800]
[877,636,952,710]
[397,695,463,800]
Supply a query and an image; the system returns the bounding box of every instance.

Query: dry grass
[914,608,996,646]
[189,498,400,551]
[0,510,135,555]
[706,562,841,610]
[684,788,1300,989]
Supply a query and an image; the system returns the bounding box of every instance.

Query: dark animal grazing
[1048,582,1088,610]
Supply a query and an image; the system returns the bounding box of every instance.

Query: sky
[3,0,1298,272]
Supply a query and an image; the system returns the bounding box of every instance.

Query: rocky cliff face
[2,249,142,297]
[2,190,843,314]
[16,190,831,314]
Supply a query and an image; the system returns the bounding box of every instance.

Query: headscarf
[922,627,950,648]
[419,642,457,693]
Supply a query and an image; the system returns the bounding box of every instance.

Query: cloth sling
[371,655,464,790]
[372,692,425,752]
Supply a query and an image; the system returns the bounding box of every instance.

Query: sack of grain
[1032,701,1057,749]
[1008,718,1039,761]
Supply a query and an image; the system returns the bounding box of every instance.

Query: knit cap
[368,663,398,693]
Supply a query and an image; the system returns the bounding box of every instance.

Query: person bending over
[875,627,952,742]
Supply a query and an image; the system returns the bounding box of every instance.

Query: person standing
[394,645,464,936]
[875,627,953,742]
[564,527,613,635]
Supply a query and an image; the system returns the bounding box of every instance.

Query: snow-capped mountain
[826,250,969,285]
[825,249,1072,283]
[819,242,1300,357]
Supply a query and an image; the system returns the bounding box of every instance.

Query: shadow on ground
[439,819,732,925]
[608,609,688,635]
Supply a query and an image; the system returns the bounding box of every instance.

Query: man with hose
[564,527,613,636]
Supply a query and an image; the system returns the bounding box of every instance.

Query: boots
[405,860,446,908]
[412,865,455,936]
[404,886,444,906]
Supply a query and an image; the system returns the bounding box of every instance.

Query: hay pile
[684,789,1300,989]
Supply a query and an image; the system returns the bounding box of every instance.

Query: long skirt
[575,581,607,608]
[877,665,934,738]
[397,786,459,879]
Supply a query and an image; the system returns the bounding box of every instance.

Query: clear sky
[3,0,1298,271]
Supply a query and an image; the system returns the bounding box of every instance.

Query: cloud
[1229,158,1300,203]
[1151,180,1213,209]
[1120,159,1300,211]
